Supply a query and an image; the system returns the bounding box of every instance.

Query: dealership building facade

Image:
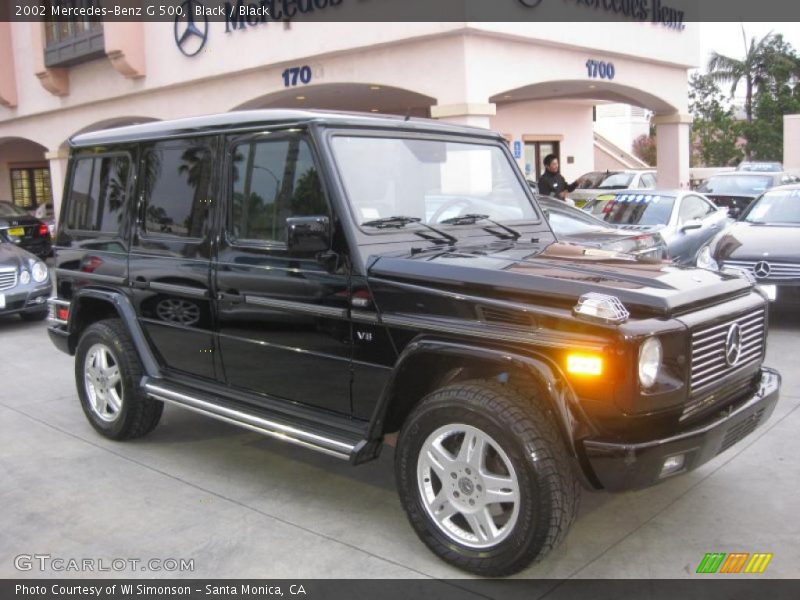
[0,17,700,215]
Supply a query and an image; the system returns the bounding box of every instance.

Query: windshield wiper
[361,215,457,245]
[440,214,521,240]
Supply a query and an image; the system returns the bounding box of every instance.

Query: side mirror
[680,220,703,233]
[286,216,330,255]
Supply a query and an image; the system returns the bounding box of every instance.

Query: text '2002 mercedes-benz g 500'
[47,111,780,576]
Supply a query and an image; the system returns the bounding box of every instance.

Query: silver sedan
[581,189,730,264]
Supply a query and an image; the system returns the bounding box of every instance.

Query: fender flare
[69,288,161,378]
[368,337,596,458]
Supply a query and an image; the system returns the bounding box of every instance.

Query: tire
[74,319,163,440]
[20,310,48,322]
[395,380,580,576]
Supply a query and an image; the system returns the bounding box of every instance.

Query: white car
[569,169,657,205]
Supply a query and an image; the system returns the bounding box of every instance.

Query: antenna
[404,108,411,121]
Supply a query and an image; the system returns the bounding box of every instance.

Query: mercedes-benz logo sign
[754,261,771,279]
[518,0,545,7]
[725,323,743,367]
[174,0,209,57]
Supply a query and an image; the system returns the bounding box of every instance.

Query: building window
[44,1,105,68]
[10,167,53,211]
[523,141,561,180]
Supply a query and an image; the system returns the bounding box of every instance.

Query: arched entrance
[488,80,688,188]
[231,83,436,118]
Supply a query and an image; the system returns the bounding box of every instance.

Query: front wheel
[395,380,580,576]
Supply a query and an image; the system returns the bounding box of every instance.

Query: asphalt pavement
[1,307,798,580]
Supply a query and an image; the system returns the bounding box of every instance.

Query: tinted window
[600,194,676,226]
[678,196,714,224]
[596,172,635,189]
[230,137,326,243]
[142,140,213,238]
[65,155,130,233]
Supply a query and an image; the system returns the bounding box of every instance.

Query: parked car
[0,201,53,258]
[696,184,800,305]
[569,169,657,206]
[0,230,52,321]
[47,110,779,576]
[696,172,798,218]
[582,190,729,264]
[537,195,666,260]
[736,161,783,173]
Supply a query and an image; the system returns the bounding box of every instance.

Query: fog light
[566,353,603,376]
[660,454,685,478]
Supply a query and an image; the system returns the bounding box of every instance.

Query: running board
[143,381,359,460]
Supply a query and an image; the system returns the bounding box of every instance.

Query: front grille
[718,408,766,454]
[723,259,800,281]
[690,308,765,393]
[0,268,17,291]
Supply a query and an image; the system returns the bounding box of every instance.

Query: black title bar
[0,0,797,23]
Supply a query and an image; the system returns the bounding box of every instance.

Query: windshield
[0,202,30,217]
[330,136,537,228]
[743,189,800,224]
[596,172,635,189]
[575,172,605,189]
[698,175,772,195]
[598,193,676,226]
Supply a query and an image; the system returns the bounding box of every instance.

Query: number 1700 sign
[586,59,615,80]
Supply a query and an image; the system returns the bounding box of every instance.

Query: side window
[230,136,327,244]
[641,173,656,188]
[65,155,130,233]
[141,139,213,238]
[678,195,714,224]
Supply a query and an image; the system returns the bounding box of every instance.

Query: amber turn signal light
[566,353,603,376]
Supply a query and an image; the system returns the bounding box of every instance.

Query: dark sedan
[537,195,666,260]
[0,201,53,258]
[696,184,800,305]
[0,231,52,321]
[697,172,798,218]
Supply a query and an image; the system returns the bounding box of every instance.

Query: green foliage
[689,72,743,167]
[705,30,800,161]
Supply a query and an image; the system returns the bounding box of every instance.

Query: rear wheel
[395,380,580,576]
[74,319,163,440]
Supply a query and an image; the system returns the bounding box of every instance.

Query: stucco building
[0,18,699,216]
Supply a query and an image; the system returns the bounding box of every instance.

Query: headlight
[31,261,48,283]
[638,337,662,389]
[20,269,31,284]
[696,246,718,271]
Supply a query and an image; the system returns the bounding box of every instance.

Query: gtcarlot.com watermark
[14,553,195,573]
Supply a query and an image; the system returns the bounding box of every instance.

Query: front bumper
[0,283,51,317]
[582,367,780,491]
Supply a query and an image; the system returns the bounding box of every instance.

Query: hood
[713,222,800,262]
[0,241,37,269]
[368,241,750,317]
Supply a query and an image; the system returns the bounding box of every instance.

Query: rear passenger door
[129,137,218,381]
[214,130,352,414]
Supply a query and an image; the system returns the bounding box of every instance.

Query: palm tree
[706,28,776,126]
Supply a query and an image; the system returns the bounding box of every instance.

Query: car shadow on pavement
[0,315,48,332]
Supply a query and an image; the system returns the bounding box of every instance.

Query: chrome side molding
[143,382,355,460]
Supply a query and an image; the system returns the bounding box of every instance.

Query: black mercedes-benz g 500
[47,110,780,576]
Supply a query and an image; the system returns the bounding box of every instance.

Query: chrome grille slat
[722,260,800,281]
[0,268,18,292]
[689,308,766,393]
